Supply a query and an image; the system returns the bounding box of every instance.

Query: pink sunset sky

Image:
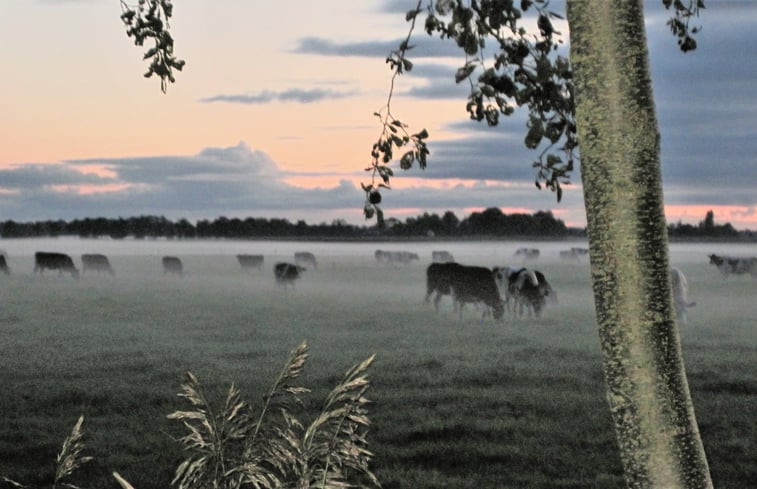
[1,0,756,229]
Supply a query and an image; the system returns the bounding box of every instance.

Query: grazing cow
[708,254,757,279]
[34,252,79,279]
[449,265,505,321]
[237,254,264,271]
[559,247,588,263]
[274,262,305,288]
[294,251,318,270]
[81,254,115,276]
[671,267,696,324]
[508,268,557,318]
[431,250,455,263]
[0,255,9,275]
[162,256,184,277]
[514,247,540,261]
[425,262,463,311]
[559,249,580,262]
[492,265,523,311]
[375,250,419,266]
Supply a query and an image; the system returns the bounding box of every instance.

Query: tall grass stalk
[2,343,379,489]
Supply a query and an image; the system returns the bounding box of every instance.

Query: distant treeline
[0,208,752,241]
[0,209,579,240]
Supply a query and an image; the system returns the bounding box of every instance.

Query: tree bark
[565,1,713,487]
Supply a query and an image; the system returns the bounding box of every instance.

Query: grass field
[0,239,755,488]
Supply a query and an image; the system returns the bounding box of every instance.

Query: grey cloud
[292,36,462,58]
[0,164,116,190]
[199,88,358,105]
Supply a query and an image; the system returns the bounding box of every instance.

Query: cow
[507,268,557,318]
[492,265,525,312]
[671,267,696,324]
[162,256,184,277]
[559,247,588,263]
[81,254,115,276]
[237,254,264,271]
[514,247,540,261]
[375,250,419,266]
[34,252,79,279]
[294,251,318,270]
[425,262,503,320]
[0,255,9,275]
[431,250,455,263]
[274,262,305,288]
[425,262,463,311]
[708,254,757,279]
[449,265,505,321]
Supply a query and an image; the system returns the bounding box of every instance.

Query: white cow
[671,267,696,323]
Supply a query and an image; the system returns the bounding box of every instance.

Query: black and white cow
[294,252,318,270]
[431,250,455,263]
[162,256,184,277]
[708,254,757,279]
[81,254,115,276]
[507,268,557,318]
[274,262,305,288]
[237,254,264,271]
[514,247,540,261]
[671,267,696,324]
[34,252,79,279]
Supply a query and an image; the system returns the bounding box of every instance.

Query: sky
[1,0,756,229]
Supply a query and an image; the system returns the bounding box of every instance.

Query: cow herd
[3,246,755,324]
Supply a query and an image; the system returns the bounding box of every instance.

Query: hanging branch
[120,0,185,93]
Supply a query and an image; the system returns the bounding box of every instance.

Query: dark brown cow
[274,262,305,288]
[34,252,79,279]
[162,256,184,277]
[425,262,503,320]
[81,254,115,276]
[237,254,264,270]
[0,255,9,275]
[425,262,464,311]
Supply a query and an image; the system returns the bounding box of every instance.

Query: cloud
[199,88,358,105]
[292,36,462,59]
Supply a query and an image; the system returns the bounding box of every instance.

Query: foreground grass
[0,251,755,488]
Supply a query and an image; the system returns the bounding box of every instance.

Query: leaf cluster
[364,0,707,221]
[120,0,185,93]
[421,0,577,201]
[663,0,705,52]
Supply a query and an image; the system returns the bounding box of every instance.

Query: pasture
[0,238,755,488]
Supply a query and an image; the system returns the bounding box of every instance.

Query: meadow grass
[0,245,755,488]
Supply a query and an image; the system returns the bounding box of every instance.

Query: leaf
[400,151,415,170]
[112,472,137,489]
[455,63,477,83]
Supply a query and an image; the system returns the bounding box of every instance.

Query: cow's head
[708,254,723,265]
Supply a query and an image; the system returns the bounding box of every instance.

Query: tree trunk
[565,1,713,487]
